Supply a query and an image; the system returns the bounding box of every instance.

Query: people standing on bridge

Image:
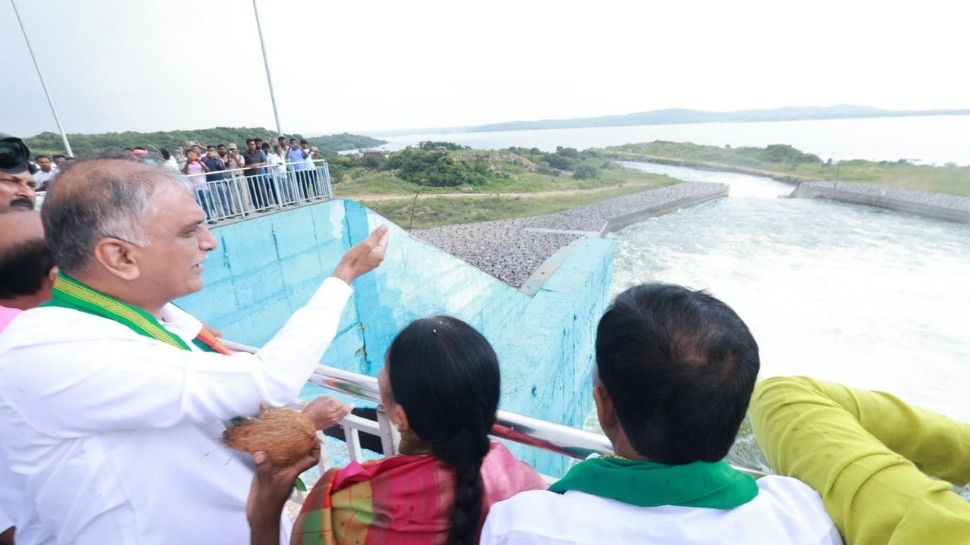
[481,283,842,545]
[0,157,390,545]
[750,376,970,545]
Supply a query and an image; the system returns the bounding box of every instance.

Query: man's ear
[594,384,620,438]
[93,238,141,281]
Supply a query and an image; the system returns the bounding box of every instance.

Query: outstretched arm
[750,376,970,545]
[331,225,390,285]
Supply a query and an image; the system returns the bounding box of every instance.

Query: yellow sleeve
[749,376,970,545]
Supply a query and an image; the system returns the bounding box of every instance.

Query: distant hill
[23,127,387,157]
[465,105,970,133]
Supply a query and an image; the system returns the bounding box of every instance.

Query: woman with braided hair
[248,316,546,545]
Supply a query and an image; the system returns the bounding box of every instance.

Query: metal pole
[251,0,283,137]
[10,0,74,157]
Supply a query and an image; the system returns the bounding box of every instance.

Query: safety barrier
[182,159,333,222]
[222,339,762,504]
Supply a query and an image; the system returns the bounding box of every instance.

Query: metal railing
[221,340,613,476]
[181,159,334,222]
[223,328,766,502]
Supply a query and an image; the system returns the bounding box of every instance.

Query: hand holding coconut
[247,441,321,545]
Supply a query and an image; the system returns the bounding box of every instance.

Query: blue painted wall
[177,199,613,476]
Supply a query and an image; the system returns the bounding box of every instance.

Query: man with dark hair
[0,211,56,320]
[51,154,67,169]
[32,155,57,191]
[203,144,233,220]
[0,157,389,545]
[482,283,842,545]
[242,138,270,210]
[0,133,36,211]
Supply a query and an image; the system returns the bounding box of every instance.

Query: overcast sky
[3,0,967,138]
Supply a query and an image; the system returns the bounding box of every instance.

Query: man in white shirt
[31,155,57,191]
[0,157,389,545]
[481,284,843,545]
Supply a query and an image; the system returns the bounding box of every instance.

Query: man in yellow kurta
[750,376,970,545]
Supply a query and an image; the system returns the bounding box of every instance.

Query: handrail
[222,337,765,478]
[179,158,329,181]
[221,340,614,460]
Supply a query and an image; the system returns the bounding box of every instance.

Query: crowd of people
[25,135,326,223]
[1,130,968,545]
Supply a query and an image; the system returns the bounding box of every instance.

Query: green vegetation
[327,142,676,228]
[22,127,387,157]
[603,141,970,196]
[364,184,671,229]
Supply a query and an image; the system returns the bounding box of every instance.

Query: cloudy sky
[3,0,966,138]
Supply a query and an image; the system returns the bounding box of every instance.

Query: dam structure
[175,198,609,476]
[174,183,725,476]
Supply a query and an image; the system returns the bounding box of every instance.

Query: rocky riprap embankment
[413,182,726,287]
[791,182,970,224]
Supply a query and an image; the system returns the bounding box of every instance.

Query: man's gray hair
[42,157,192,275]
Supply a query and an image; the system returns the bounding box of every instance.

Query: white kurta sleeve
[0,277,352,437]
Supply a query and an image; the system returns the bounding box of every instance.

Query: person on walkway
[31,155,57,191]
[203,145,233,219]
[481,283,842,545]
[248,316,547,545]
[0,157,390,545]
[182,148,212,220]
[268,144,291,204]
[287,138,310,200]
[243,138,271,210]
[222,143,252,213]
[750,376,970,545]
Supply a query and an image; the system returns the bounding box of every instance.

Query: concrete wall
[176,198,613,476]
[791,181,970,224]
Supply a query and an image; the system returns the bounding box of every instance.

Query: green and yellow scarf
[41,272,229,354]
[549,455,758,509]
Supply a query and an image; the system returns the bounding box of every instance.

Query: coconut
[223,408,317,466]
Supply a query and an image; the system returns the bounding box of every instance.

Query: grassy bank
[332,145,677,229]
[361,182,670,229]
[602,141,970,197]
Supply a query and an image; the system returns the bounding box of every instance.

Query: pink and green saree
[291,441,546,545]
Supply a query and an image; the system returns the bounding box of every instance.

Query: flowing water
[604,163,970,486]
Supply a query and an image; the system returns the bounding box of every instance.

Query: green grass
[362,183,674,230]
[603,141,970,196]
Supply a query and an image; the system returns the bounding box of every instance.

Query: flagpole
[10,0,74,157]
[252,0,283,137]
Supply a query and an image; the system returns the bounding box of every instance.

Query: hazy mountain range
[373,105,970,135]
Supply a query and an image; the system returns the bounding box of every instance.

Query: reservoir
[612,162,970,422]
[377,114,970,166]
